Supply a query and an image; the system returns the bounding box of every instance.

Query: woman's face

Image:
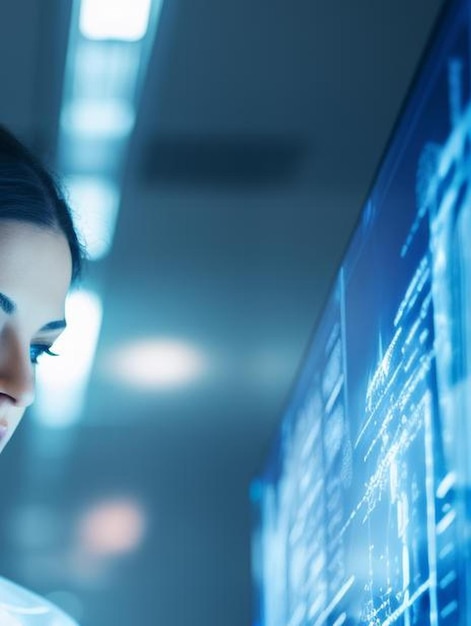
[0,220,72,453]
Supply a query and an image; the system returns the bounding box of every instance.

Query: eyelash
[29,344,59,365]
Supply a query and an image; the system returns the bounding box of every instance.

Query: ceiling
[0,0,444,624]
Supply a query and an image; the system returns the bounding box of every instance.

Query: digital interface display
[251,1,471,625]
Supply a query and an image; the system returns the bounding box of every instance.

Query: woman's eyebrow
[39,319,67,332]
[0,292,15,315]
[0,292,66,332]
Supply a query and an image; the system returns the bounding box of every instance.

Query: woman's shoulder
[0,577,79,625]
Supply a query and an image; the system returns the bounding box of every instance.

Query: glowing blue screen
[251,2,471,625]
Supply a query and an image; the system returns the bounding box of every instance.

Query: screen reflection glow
[35,290,103,427]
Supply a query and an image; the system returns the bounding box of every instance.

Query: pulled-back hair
[0,125,83,282]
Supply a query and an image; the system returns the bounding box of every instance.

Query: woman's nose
[0,328,35,407]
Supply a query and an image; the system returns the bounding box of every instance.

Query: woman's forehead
[0,220,72,323]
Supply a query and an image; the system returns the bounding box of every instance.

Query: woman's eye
[29,344,59,365]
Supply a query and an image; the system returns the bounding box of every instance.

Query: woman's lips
[0,420,8,443]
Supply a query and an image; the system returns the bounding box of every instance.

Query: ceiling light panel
[79,0,153,42]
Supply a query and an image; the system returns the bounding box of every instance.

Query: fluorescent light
[61,98,135,139]
[74,41,141,100]
[34,290,103,427]
[79,0,153,42]
[106,339,206,389]
[65,175,120,260]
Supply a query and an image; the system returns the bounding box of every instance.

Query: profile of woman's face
[0,220,72,453]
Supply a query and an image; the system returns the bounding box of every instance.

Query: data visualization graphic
[251,2,471,625]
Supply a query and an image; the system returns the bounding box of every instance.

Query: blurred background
[0,0,444,624]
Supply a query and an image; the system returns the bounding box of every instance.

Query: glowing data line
[380,579,430,626]
[312,576,355,626]
[436,510,456,535]
[332,613,347,626]
[436,472,456,499]
[424,391,439,626]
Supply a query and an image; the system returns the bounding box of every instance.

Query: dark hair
[0,125,83,282]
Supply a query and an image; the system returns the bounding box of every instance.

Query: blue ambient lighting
[34,290,103,427]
